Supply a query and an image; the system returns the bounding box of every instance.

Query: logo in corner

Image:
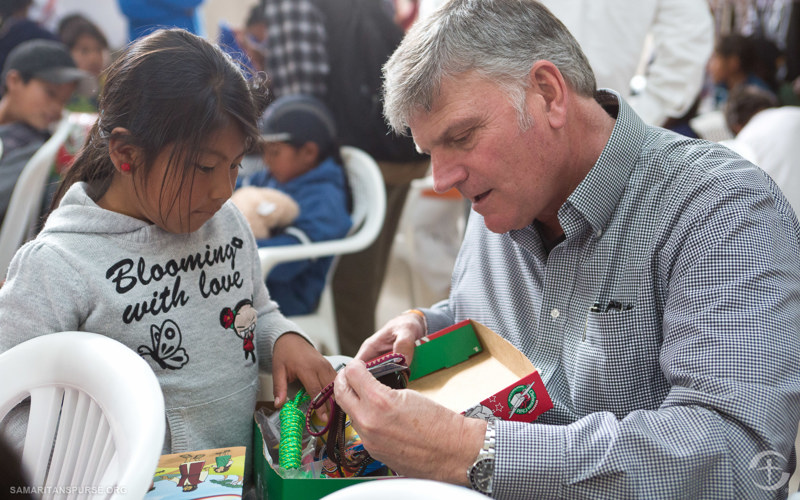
[749,450,790,491]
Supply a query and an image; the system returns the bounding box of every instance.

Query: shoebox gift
[253,319,552,499]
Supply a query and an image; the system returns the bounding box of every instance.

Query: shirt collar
[560,89,648,238]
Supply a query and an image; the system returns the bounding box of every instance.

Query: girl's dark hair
[51,29,271,222]
[57,13,109,50]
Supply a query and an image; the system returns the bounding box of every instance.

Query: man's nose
[431,154,467,194]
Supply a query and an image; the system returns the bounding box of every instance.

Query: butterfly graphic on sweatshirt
[138,319,189,369]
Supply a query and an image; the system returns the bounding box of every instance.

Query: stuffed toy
[230,186,300,239]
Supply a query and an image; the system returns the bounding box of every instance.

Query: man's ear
[108,127,138,174]
[528,60,568,129]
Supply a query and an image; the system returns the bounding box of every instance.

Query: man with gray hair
[332,0,800,497]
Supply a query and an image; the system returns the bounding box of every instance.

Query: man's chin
[483,217,515,234]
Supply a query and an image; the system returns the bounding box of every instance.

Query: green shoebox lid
[408,319,483,381]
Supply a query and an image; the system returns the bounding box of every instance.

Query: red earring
[120,162,131,172]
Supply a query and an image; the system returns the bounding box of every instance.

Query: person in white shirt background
[419,0,714,127]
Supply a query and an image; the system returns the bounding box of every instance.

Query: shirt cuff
[494,420,566,500]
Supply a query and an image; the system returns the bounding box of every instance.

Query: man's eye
[453,132,472,145]
[232,163,242,170]
[196,165,214,173]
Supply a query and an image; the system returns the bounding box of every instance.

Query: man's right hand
[354,310,426,363]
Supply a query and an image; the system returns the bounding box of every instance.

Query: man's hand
[272,333,337,407]
[334,359,486,485]
[355,311,426,363]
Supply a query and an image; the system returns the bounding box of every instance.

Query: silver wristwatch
[468,419,496,495]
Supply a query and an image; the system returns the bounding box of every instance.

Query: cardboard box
[408,319,552,422]
[254,319,552,499]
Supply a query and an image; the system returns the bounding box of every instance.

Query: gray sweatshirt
[0,182,306,454]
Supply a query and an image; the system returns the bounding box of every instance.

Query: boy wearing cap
[236,94,352,316]
[0,39,86,228]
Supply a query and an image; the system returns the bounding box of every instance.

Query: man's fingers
[334,360,372,406]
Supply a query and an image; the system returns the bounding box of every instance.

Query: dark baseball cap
[2,39,88,85]
[259,94,337,152]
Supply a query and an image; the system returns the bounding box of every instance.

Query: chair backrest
[0,114,75,278]
[258,145,387,279]
[0,332,166,499]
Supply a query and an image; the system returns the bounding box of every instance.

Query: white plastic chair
[320,478,488,500]
[0,331,166,499]
[259,146,387,355]
[0,113,75,278]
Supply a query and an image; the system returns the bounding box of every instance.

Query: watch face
[469,458,495,494]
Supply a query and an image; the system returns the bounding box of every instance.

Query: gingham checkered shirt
[263,0,328,99]
[423,91,800,499]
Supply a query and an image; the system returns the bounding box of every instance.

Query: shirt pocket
[572,307,666,417]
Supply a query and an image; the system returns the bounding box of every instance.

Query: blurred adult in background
[262,0,429,356]
[261,0,326,99]
[116,0,205,42]
[217,5,268,74]
[538,0,713,127]
[0,0,57,75]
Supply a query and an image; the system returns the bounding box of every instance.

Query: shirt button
[550,308,560,319]
[596,228,603,237]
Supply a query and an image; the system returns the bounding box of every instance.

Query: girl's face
[70,33,107,77]
[136,125,247,233]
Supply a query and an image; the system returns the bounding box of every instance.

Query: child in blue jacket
[237,94,352,316]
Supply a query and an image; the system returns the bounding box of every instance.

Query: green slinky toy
[279,389,310,469]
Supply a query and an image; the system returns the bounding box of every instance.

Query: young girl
[0,29,336,458]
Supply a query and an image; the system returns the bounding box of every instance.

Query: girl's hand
[271,333,336,407]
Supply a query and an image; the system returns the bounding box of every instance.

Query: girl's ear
[108,127,139,173]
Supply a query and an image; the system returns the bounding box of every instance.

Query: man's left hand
[334,359,486,485]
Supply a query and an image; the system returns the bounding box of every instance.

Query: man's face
[4,71,76,130]
[409,72,566,234]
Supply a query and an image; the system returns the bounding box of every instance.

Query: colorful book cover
[145,446,246,500]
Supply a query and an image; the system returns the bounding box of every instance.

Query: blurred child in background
[0,39,84,229]
[234,94,352,317]
[57,13,110,112]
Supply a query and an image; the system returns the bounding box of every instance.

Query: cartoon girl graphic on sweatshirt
[220,299,256,363]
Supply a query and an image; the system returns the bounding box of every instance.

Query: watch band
[468,418,496,494]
